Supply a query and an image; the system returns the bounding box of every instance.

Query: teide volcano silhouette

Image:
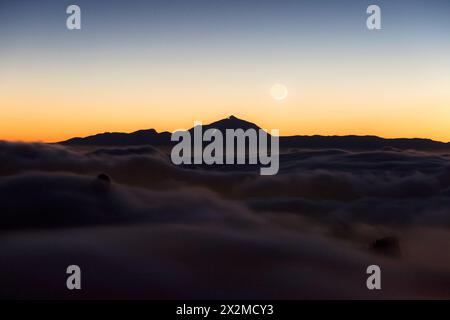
[59,115,450,151]
[188,115,262,134]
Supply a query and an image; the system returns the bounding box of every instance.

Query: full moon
[270,84,288,101]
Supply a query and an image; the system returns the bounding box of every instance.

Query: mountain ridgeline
[59,116,450,151]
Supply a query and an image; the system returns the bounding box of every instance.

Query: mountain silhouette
[61,128,172,147]
[59,115,450,151]
[279,135,449,151]
[188,115,261,134]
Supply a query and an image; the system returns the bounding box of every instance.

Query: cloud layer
[1,141,450,299]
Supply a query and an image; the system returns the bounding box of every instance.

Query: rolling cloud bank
[1,140,450,299]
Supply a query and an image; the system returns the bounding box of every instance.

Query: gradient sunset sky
[1,0,449,142]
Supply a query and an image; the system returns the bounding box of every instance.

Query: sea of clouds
[1,141,450,298]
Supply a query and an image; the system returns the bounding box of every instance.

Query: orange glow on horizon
[2,59,450,143]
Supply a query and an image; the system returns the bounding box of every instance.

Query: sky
[0,0,449,142]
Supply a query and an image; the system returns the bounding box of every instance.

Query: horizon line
[2,115,450,145]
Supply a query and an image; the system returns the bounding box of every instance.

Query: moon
[270,84,288,101]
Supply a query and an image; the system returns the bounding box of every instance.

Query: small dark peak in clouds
[371,236,401,258]
[92,173,112,194]
[97,173,111,183]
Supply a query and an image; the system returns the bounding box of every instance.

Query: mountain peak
[58,115,450,151]
[197,116,261,133]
